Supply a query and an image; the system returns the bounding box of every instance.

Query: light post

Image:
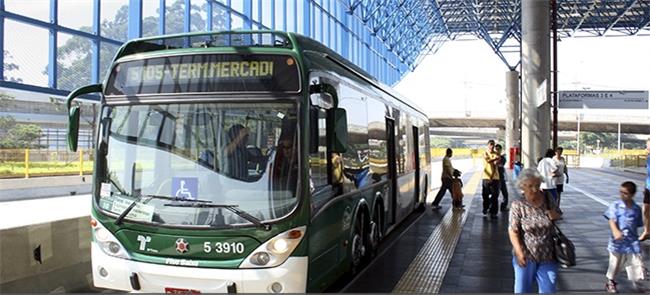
[576,113,582,155]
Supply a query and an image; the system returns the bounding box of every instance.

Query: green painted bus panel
[115,229,260,261]
[92,195,311,269]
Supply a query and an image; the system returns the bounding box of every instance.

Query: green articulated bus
[66,31,431,293]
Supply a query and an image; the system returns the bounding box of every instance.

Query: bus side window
[309,107,329,190]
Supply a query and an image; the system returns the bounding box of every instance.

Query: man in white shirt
[537,148,559,209]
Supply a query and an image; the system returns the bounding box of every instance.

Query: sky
[395,35,650,120]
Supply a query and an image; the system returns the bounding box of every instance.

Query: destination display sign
[558,90,649,109]
[105,54,300,96]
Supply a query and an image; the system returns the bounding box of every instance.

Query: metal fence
[610,155,646,168]
[0,149,94,178]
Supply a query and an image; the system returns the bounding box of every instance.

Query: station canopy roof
[346,0,650,70]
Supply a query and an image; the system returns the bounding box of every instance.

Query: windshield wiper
[114,194,211,225]
[107,175,127,195]
[164,202,270,230]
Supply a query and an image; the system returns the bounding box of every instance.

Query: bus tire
[368,205,383,258]
[350,211,366,275]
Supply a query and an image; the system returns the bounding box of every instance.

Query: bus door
[412,126,420,207]
[386,118,397,225]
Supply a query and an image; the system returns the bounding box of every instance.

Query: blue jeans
[512,256,558,293]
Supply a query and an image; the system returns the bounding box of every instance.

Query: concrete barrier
[0,196,93,293]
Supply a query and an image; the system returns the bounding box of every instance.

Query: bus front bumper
[91,243,307,293]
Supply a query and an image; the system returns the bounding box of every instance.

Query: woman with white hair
[509,168,562,293]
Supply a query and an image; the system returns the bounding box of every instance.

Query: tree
[579,132,617,150]
[430,137,453,148]
[49,96,97,148]
[52,0,225,91]
[0,93,43,149]
[3,50,23,83]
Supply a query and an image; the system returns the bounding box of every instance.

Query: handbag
[543,191,576,267]
[551,223,576,268]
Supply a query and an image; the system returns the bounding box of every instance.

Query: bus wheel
[368,208,382,257]
[350,213,366,274]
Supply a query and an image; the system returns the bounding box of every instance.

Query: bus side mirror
[66,83,103,152]
[68,107,81,152]
[330,108,347,153]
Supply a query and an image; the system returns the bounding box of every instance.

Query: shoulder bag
[544,191,576,268]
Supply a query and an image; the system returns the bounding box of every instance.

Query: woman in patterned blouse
[509,168,562,293]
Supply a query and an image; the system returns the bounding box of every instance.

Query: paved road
[0,175,92,202]
[441,167,650,293]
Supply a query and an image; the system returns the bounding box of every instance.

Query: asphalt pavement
[0,175,92,202]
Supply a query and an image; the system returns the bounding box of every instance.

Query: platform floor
[343,167,650,293]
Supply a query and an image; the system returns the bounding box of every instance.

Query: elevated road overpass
[430,117,650,134]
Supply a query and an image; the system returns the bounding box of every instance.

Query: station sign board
[558,90,649,109]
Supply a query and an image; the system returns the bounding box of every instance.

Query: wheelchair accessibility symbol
[171,177,198,200]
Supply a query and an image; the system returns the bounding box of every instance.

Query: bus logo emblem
[175,238,189,254]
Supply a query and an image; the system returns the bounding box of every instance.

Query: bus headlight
[240,226,306,268]
[93,222,130,260]
[270,238,289,254]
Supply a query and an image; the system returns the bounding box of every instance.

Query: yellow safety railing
[0,148,94,178]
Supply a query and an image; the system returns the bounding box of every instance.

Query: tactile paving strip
[392,171,482,293]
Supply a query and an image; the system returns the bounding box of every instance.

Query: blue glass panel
[212,3,229,31]
[100,42,120,79]
[4,0,49,22]
[253,0,261,22]
[101,0,129,41]
[323,15,329,46]
[3,20,49,86]
[231,13,244,30]
[165,0,186,34]
[296,0,304,33]
[191,1,207,31]
[274,0,283,30]
[231,0,244,14]
[314,7,321,41]
[142,0,161,37]
[57,33,92,91]
[261,1,272,28]
[58,0,93,33]
[287,0,296,32]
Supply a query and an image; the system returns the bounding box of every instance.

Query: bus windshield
[97,102,299,228]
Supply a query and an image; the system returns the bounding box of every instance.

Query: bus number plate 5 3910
[203,242,245,254]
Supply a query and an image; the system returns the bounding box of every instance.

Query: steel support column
[91,0,100,83]
[551,0,558,150]
[48,0,58,89]
[302,0,310,36]
[243,0,252,29]
[183,0,191,32]
[521,0,550,168]
[159,0,165,35]
[0,0,5,82]
[128,0,142,39]
[506,70,520,161]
